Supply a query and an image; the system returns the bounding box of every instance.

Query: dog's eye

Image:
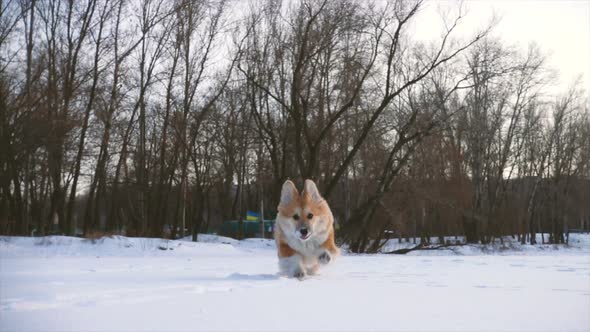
[307,213,313,219]
[293,214,299,220]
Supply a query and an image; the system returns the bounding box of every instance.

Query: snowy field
[1,234,589,332]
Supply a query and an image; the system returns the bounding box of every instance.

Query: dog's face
[277,179,332,241]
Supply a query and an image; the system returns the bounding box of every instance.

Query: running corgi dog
[275,179,340,279]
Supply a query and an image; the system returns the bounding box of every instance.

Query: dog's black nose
[300,228,308,236]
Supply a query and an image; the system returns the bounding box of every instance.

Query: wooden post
[260,189,265,239]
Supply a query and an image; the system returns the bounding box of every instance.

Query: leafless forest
[1,0,589,252]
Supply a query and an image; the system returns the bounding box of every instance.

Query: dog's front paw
[318,251,331,265]
[292,269,306,280]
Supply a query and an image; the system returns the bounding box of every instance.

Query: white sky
[410,0,590,95]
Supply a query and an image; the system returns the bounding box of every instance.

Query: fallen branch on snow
[385,243,460,254]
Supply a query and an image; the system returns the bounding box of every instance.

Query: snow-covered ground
[1,234,589,332]
[378,233,590,255]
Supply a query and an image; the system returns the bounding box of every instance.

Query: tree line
[1,0,588,252]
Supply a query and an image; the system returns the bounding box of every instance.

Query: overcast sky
[410,0,590,95]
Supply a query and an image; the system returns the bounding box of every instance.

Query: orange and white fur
[274,179,340,279]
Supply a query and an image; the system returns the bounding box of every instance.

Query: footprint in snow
[225,273,280,281]
[76,300,97,307]
[425,281,448,288]
[551,288,587,294]
[474,285,501,289]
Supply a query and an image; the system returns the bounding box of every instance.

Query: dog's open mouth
[299,233,312,240]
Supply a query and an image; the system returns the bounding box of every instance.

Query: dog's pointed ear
[279,180,298,207]
[303,179,323,204]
